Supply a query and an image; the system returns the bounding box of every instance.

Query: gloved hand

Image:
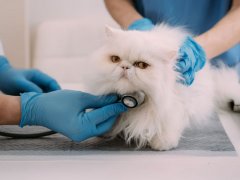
[0,56,60,95]
[128,18,155,31]
[176,36,206,86]
[20,90,127,142]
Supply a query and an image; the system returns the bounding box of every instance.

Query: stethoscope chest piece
[121,95,138,108]
[120,91,145,108]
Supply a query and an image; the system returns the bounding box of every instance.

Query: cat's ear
[105,26,114,37]
[105,26,121,38]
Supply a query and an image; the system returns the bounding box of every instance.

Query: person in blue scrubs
[104,0,240,79]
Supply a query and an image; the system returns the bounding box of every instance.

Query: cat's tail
[211,64,240,112]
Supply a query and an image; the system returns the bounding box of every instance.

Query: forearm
[104,0,143,29]
[195,4,240,60]
[0,94,21,125]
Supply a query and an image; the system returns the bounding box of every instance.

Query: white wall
[27,0,119,83]
[28,0,118,65]
[0,0,29,68]
[28,0,113,27]
[0,0,118,70]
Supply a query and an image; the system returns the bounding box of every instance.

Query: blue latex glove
[20,90,127,142]
[0,55,60,95]
[176,36,206,86]
[128,18,155,31]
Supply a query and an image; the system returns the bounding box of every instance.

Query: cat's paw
[149,135,179,151]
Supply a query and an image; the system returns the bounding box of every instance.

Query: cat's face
[86,26,186,96]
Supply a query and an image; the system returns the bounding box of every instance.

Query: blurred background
[0,0,118,83]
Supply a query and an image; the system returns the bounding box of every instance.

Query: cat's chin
[115,78,139,94]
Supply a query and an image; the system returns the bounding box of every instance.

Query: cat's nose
[121,65,130,70]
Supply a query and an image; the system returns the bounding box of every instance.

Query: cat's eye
[133,61,150,69]
[110,55,121,63]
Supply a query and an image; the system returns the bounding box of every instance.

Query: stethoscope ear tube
[0,130,56,139]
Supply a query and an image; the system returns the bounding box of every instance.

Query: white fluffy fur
[80,24,240,150]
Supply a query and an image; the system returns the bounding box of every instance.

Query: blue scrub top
[134,0,240,67]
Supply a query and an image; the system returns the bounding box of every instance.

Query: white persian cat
[80,24,240,150]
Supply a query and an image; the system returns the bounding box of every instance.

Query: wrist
[0,94,21,125]
[194,33,215,60]
[19,92,41,127]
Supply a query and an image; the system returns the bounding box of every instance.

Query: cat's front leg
[149,114,187,151]
[149,132,180,151]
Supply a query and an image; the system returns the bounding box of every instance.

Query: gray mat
[0,114,236,155]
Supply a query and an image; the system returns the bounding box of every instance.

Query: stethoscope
[120,91,145,108]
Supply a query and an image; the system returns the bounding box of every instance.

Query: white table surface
[0,83,240,180]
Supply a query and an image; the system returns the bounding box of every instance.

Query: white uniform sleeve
[0,40,5,56]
